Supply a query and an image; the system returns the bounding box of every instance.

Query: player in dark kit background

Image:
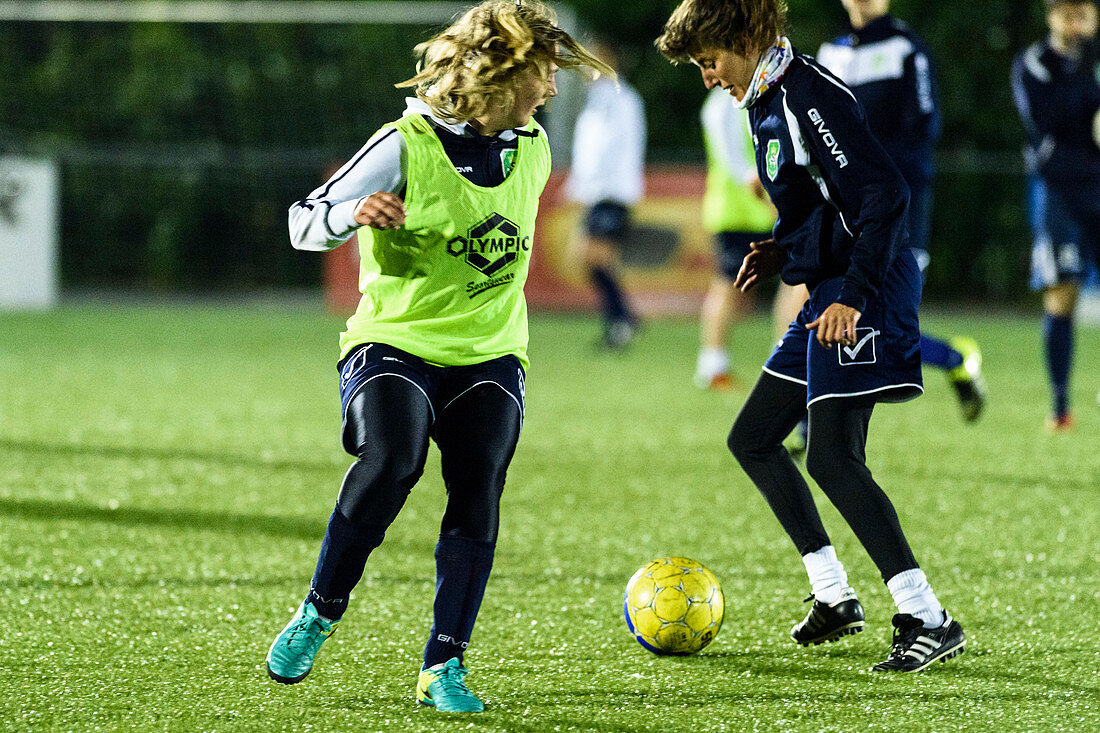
[1012,0,1100,432]
[657,0,965,673]
[817,0,986,423]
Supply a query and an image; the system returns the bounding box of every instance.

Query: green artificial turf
[1,304,1097,731]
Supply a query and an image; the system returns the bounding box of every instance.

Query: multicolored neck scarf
[736,36,793,109]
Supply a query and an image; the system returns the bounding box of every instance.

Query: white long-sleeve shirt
[288,98,521,251]
[564,77,646,206]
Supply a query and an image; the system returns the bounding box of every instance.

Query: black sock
[589,266,630,324]
[306,506,385,620]
[422,535,496,669]
[1043,313,1073,416]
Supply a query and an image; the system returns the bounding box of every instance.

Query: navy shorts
[1029,180,1100,290]
[337,343,526,455]
[714,231,763,280]
[585,200,631,241]
[763,249,924,407]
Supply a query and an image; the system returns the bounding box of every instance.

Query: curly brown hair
[655,0,788,64]
[397,0,613,124]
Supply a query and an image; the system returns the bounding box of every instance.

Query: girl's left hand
[806,302,861,348]
[733,239,785,293]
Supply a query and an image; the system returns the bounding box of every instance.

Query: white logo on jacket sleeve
[807,108,849,168]
[839,328,881,365]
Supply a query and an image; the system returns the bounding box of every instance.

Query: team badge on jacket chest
[765,139,782,181]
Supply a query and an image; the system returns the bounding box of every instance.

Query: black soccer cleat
[791,592,865,646]
[951,378,985,423]
[871,613,966,672]
[947,337,985,422]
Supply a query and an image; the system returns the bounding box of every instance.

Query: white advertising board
[0,156,59,309]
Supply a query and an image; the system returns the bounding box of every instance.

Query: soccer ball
[623,556,724,655]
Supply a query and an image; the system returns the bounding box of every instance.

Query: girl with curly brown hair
[268,1,610,711]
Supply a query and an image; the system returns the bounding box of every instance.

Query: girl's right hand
[733,239,785,293]
[353,191,407,230]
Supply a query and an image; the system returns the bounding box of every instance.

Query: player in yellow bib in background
[695,88,808,393]
[267,1,611,712]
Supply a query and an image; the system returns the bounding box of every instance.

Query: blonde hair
[397,0,614,124]
[656,0,788,63]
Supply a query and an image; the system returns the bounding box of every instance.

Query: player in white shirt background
[564,41,647,349]
[695,87,809,393]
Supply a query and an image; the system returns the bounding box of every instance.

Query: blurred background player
[266,0,610,712]
[694,87,809,391]
[817,0,986,422]
[658,0,965,672]
[565,41,647,349]
[1012,0,1100,431]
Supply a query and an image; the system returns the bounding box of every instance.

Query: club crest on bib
[501,149,517,176]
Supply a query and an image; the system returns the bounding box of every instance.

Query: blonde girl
[268,1,610,712]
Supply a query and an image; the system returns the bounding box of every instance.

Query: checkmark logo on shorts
[839,328,881,365]
[340,345,373,387]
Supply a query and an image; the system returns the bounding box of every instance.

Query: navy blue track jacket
[749,53,910,314]
[1011,40,1100,186]
[817,15,940,188]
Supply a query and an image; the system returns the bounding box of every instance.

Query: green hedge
[1,1,1052,300]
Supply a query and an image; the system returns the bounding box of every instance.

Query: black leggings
[728,373,918,581]
[337,374,522,543]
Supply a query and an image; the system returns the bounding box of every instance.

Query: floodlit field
[2,304,1098,731]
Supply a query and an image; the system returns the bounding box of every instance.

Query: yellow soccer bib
[340,114,551,368]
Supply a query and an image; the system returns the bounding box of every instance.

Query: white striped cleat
[790,590,865,646]
[871,613,966,672]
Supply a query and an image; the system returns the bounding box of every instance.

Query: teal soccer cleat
[416,657,485,712]
[266,601,339,684]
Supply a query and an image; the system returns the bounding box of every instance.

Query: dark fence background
[1,0,1051,302]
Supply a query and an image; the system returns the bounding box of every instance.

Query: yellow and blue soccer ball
[623,556,724,655]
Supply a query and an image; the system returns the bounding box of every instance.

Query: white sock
[695,347,729,379]
[887,568,946,628]
[802,546,853,605]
